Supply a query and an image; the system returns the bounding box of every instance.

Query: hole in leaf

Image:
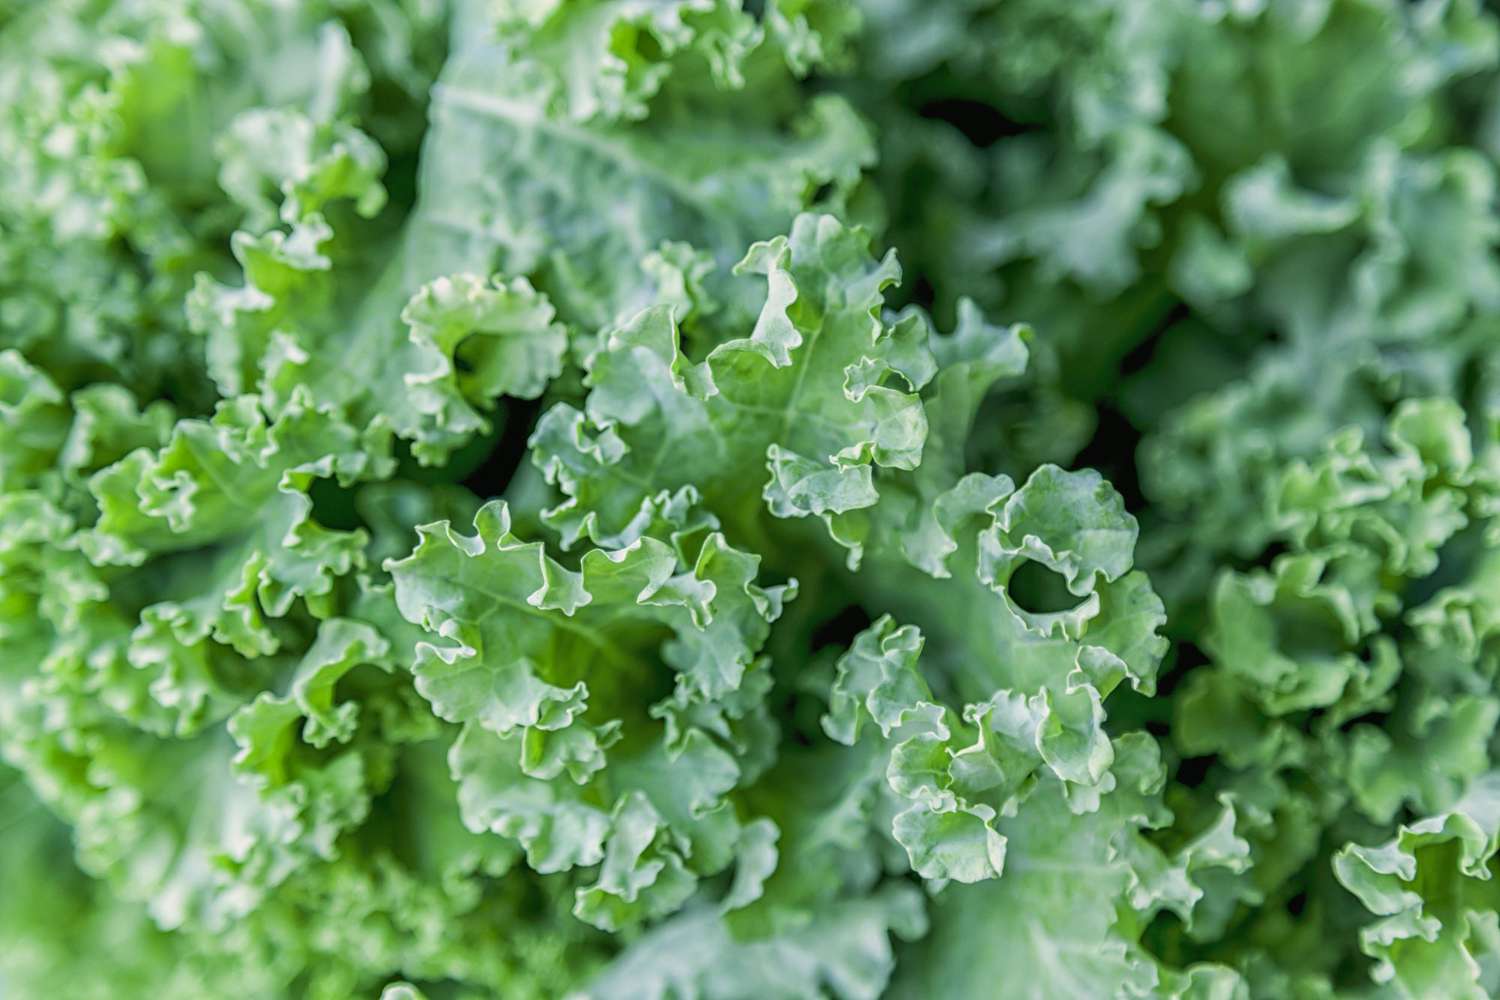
[1006,559,1078,615]
[308,476,366,532]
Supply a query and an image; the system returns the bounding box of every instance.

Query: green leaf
[1335,773,1500,1000]
[534,213,932,565]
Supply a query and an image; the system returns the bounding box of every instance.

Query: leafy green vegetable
[6,1,1500,998]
